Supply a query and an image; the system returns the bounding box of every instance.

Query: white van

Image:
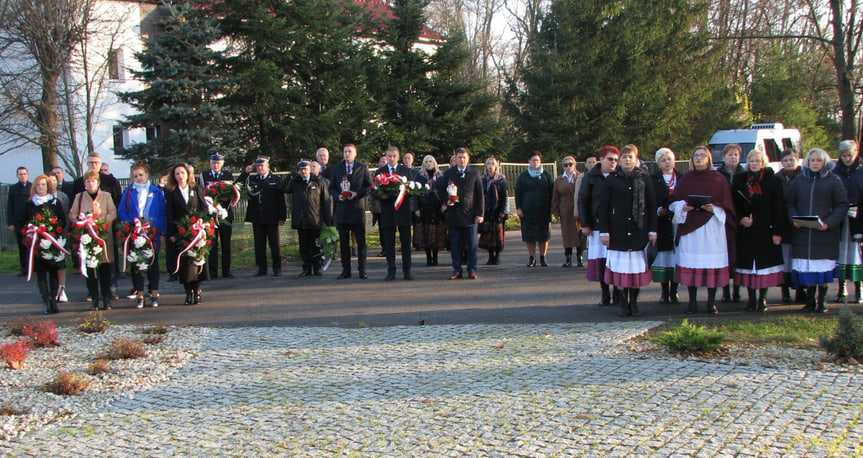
[708,123,802,170]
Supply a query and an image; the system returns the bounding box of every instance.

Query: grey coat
[785,165,849,261]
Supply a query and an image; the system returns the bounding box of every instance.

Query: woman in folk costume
[597,144,657,317]
[551,155,583,267]
[831,139,863,303]
[649,147,681,304]
[730,149,791,312]
[786,148,848,313]
[669,146,737,315]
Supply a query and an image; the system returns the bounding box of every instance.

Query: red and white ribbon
[73,212,109,277]
[122,218,155,272]
[173,218,213,275]
[24,223,71,281]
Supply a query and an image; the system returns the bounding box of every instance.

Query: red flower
[123,224,130,231]
[49,217,57,224]
[178,227,187,234]
[35,214,43,221]
[206,240,212,245]
[115,231,122,237]
[190,216,198,223]
[101,223,108,230]
[55,227,63,234]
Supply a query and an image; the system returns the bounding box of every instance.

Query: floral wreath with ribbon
[23,208,70,281]
[371,173,430,210]
[204,181,241,225]
[117,217,157,273]
[71,212,111,277]
[173,211,216,275]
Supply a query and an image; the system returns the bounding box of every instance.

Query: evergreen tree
[507,0,729,158]
[214,0,375,170]
[120,2,235,170]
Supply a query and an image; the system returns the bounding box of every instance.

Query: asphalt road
[2,227,857,328]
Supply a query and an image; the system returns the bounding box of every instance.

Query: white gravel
[0,324,209,443]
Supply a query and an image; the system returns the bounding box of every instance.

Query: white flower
[92,246,103,255]
[86,258,98,268]
[80,234,92,245]
[42,252,54,260]
[136,262,149,271]
[57,237,66,245]
[218,206,228,219]
[196,239,207,249]
[39,239,52,250]
[54,254,65,262]
[133,237,147,248]
[424,184,431,190]
[193,258,206,266]
[399,175,408,184]
[127,252,138,263]
[141,249,154,259]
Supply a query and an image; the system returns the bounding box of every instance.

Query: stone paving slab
[3,322,862,456]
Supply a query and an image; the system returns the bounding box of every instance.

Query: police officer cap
[209,153,224,161]
[255,156,270,164]
[297,160,310,169]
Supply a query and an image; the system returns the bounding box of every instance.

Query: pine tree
[120,2,235,170]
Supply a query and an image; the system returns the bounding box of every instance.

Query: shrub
[2,315,37,336]
[100,338,146,360]
[0,405,26,416]
[21,320,60,348]
[87,359,111,375]
[44,372,90,396]
[819,305,863,361]
[141,334,165,345]
[652,319,726,354]
[78,311,110,334]
[141,324,171,335]
[0,339,31,369]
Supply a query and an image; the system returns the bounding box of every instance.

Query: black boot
[426,249,433,266]
[732,284,741,303]
[539,256,548,267]
[486,250,494,265]
[617,288,631,317]
[630,288,641,317]
[576,248,584,267]
[612,287,623,306]
[721,285,731,303]
[659,282,670,304]
[562,254,572,268]
[669,283,680,304]
[37,277,50,314]
[835,280,847,303]
[795,287,808,304]
[815,285,829,313]
[854,282,862,304]
[802,286,817,311]
[757,288,768,312]
[493,249,501,265]
[432,249,439,266]
[706,287,718,314]
[599,282,611,306]
[746,288,757,311]
[687,286,698,314]
[527,256,536,267]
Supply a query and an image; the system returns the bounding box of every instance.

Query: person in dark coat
[597,144,657,317]
[786,148,849,313]
[374,146,417,280]
[717,144,745,303]
[479,157,508,265]
[515,151,554,267]
[165,163,211,305]
[201,152,235,279]
[237,156,287,277]
[50,166,75,198]
[578,146,620,306]
[414,155,448,266]
[7,166,31,276]
[436,147,484,280]
[24,174,67,314]
[731,149,791,312]
[649,148,681,304]
[329,143,373,280]
[286,160,332,277]
[832,139,863,303]
[777,149,805,303]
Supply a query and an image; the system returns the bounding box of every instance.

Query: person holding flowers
[201,152,237,279]
[69,170,117,310]
[24,174,68,314]
[373,146,419,281]
[118,162,167,308]
[165,163,211,305]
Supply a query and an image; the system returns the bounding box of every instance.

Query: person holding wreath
[69,170,117,310]
[25,174,68,314]
[165,163,211,305]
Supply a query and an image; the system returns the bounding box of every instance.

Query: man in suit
[72,153,122,205]
[238,156,287,276]
[201,152,235,279]
[437,147,484,280]
[329,143,372,279]
[316,147,331,181]
[6,166,31,276]
[374,146,417,281]
[50,166,75,197]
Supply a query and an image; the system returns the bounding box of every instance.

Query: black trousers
[86,263,113,299]
[297,228,322,269]
[15,231,27,274]
[208,223,232,275]
[131,254,161,293]
[253,222,281,272]
[337,223,367,273]
[381,224,412,272]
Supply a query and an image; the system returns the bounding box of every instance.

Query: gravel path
[2,322,862,456]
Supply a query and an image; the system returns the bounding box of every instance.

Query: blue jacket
[118,184,167,249]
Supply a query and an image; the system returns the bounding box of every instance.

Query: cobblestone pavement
[3,322,863,456]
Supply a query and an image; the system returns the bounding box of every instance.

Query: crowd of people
[6,140,862,316]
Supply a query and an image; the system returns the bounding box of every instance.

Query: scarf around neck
[527,167,543,178]
[31,193,53,207]
[616,167,647,229]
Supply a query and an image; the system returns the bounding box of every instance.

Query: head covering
[255,156,270,164]
[672,168,737,245]
[210,153,224,161]
[297,160,310,169]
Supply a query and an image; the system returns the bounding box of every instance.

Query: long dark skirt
[479,221,505,250]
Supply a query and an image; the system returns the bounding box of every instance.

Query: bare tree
[0,0,92,173]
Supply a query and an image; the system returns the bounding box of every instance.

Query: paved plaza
[3,322,862,456]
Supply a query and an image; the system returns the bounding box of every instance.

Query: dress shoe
[468,271,478,280]
[254,271,267,277]
[337,271,351,280]
[299,271,311,277]
[358,272,368,279]
[449,271,463,280]
[273,269,281,277]
[223,272,234,279]
[404,272,414,280]
[385,271,396,281]
[210,271,218,279]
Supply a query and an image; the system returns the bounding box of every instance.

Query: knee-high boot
[816,285,829,313]
[802,286,817,311]
[426,249,433,266]
[854,282,862,304]
[835,280,847,303]
[660,282,670,304]
[746,287,757,311]
[576,247,584,267]
[630,288,641,317]
[37,276,51,315]
[432,249,439,266]
[706,287,718,314]
[687,286,698,314]
[599,282,611,306]
[757,288,768,312]
[617,288,631,317]
[782,273,793,303]
[721,285,731,303]
[669,282,680,304]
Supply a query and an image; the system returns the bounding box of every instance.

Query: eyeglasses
[692,153,709,159]
[563,163,574,167]
[605,157,619,162]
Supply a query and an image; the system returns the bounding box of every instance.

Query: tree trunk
[38,69,61,174]
[830,0,856,140]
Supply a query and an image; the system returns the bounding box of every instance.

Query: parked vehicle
[708,123,802,171]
